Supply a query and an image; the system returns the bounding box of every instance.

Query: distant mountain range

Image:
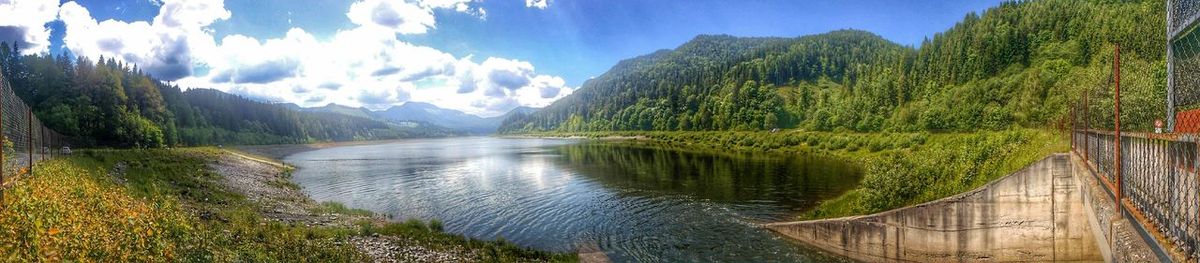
[279,102,537,134]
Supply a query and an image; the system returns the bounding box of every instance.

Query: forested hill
[0,49,451,147]
[499,0,1166,133]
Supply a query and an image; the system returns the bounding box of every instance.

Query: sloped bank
[764,154,1102,262]
[0,148,574,262]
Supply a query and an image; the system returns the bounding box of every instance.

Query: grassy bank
[523,129,1066,219]
[0,148,574,262]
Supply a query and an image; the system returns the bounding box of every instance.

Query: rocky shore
[210,149,489,262]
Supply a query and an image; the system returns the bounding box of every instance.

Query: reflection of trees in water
[551,142,862,209]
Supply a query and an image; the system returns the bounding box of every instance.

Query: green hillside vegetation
[499,0,1164,219]
[0,50,454,147]
[500,0,1165,133]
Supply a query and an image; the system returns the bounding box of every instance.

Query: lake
[284,137,862,262]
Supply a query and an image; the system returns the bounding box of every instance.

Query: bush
[429,219,444,232]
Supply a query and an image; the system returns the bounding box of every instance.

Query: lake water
[285,137,862,262]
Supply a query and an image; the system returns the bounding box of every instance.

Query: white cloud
[173,22,571,116]
[208,29,313,84]
[345,0,490,35]
[346,0,435,35]
[0,0,59,54]
[417,0,485,18]
[153,0,230,29]
[481,57,535,90]
[525,0,549,9]
[59,0,226,80]
[54,0,571,117]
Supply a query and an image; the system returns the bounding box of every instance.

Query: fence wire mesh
[1171,28,1200,120]
[0,65,72,201]
[1172,0,1200,36]
[1073,45,1200,260]
[1172,0,1200,131]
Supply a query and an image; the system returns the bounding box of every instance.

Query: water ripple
[285,137,860,262]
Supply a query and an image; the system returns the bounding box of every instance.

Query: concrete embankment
[765,154,1102,262]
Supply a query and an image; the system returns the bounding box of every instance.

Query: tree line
[500,0,1166,133]
[0,44,446,147]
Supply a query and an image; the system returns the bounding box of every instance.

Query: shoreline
[498,129,1064,221]
[496,134,648,141]
[212,148,578,262]
[223,140,591,262]
[1,147,577,262]
[233,135,647,161]
[232,138,407,160]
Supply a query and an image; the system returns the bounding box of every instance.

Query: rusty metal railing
[1073,130,1200,260]
[1071,44,1200,261]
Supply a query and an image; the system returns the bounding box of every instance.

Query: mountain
[501,30,911,132]
[305,103,375,119]
[492,106,539,122]
[372,102,490,134]
[499,0,1165,133]
[296,102,537,134]
[0,49,460,146]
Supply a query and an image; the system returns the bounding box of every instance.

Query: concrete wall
[765,154,1102,262]
[1070,153,1165,262]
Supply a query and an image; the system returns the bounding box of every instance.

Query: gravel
[210,150,482,262]
[350,235,477,263]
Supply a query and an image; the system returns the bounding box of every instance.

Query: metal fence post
[1114,44,1123,214]
[26,108,32,176]
[1085,89,1090,162]
[1167,17,1176,132]
[0,81,4,206]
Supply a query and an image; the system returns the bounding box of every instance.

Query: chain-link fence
[1072,45,1200,261]
[0,66,72,204]
[1170,0,1200,131]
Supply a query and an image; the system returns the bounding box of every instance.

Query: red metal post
[1084,89,1090,162]
[1114,43,1122,214]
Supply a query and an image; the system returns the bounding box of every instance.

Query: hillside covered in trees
[0,47,452,147]
[499,0,1166,133]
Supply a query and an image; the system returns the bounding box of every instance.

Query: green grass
[0,148,576,262]
[313,201,375,217]
[523,128,1067,220]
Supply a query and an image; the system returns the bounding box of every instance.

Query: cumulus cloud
[318,82,342,90]
[0,0,59,54]
[530,75,567,98]
[206,29,315,84]
[153,0,230,29]
[345,0,491,35]
[347,0,435,35]
[52,0,571,117]
[371,66,401,77]
[357,84,412,108]
[291,85,310,93]
[58,0,227,80]
[525,0,549,9]
[482,58,534,90]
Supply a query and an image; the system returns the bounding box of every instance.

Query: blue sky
[1,0,1002,116]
